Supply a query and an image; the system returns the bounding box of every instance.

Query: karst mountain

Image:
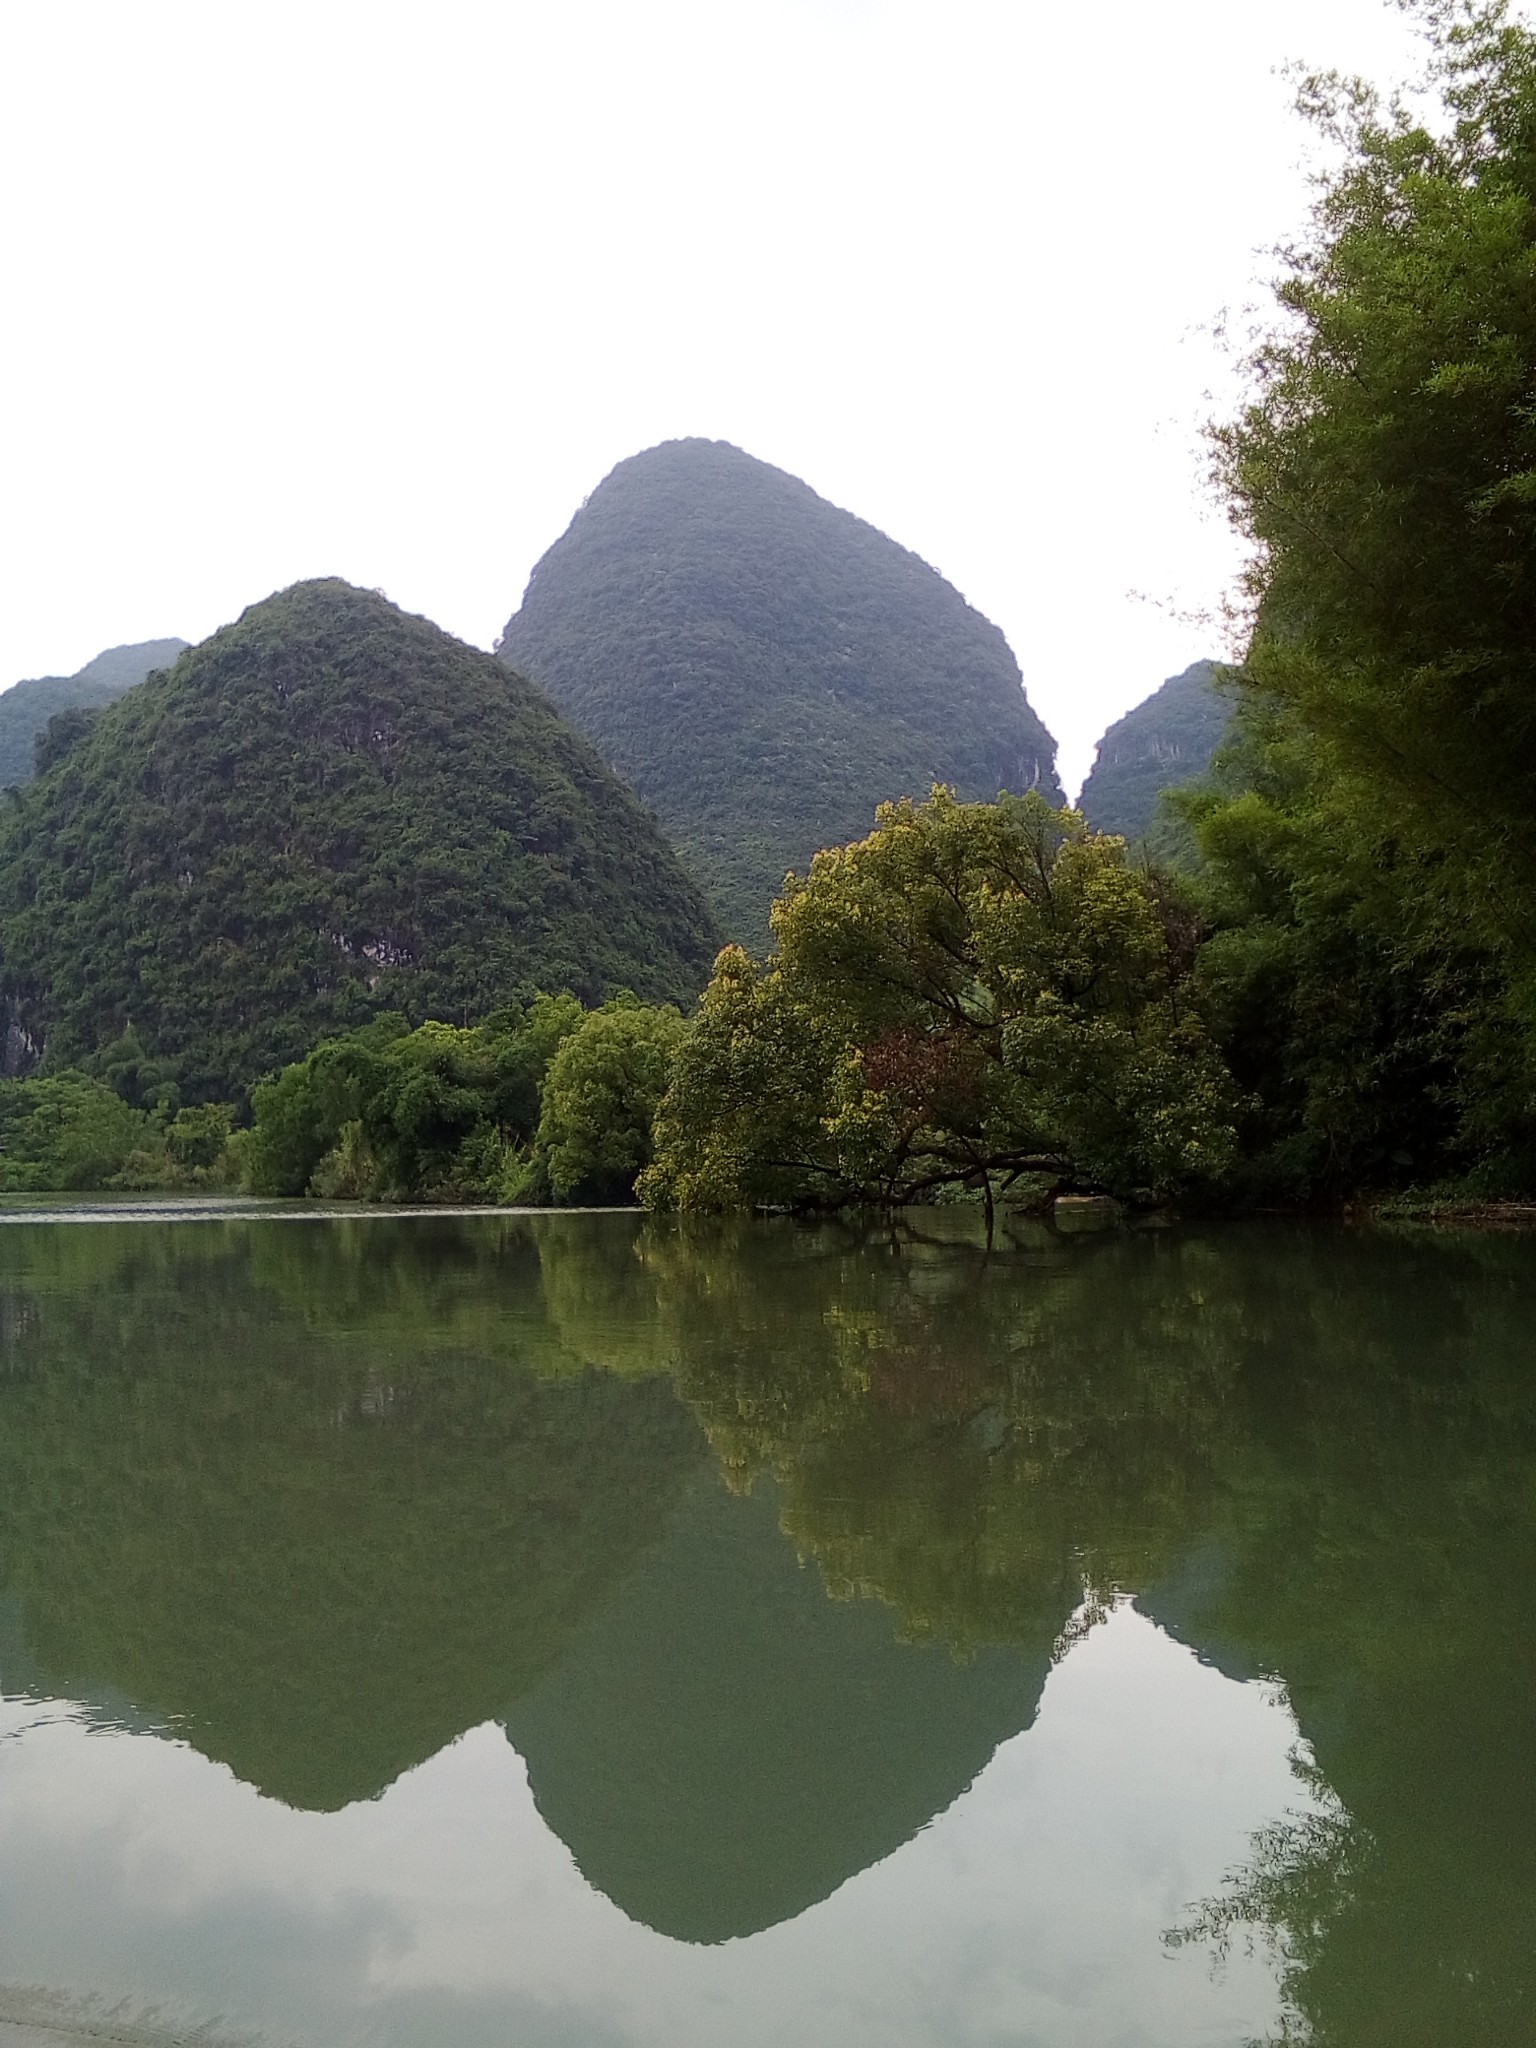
[0,580,719,1098]
[0,638,189,788]
[497,439,1062,947]
[1078,659,1228,851]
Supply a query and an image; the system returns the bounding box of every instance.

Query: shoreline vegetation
[3,5,1536,1220]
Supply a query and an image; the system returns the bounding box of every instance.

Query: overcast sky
[1,0,1430,794]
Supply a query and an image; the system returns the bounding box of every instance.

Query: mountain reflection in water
[0,1210,1529,2043]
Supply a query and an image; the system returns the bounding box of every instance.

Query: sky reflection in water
[0,1609,1301,2048]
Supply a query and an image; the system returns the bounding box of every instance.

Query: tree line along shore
[3,4,1535,1217]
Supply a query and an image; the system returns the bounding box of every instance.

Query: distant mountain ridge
[1078,660,1229,847]
[0,637,189,787]
[0,581,719,1099]
[497,439,1062,948]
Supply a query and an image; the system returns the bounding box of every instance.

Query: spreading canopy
[641,790,1239,1212]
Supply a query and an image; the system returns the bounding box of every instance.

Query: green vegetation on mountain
[0,638,188,789]
[641,788,1238,1215]
[0,581,719,1103]
[497,438,1061,948]
[1078,660,1228,853]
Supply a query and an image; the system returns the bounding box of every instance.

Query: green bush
[534,999,689,1203]
[0,1078,237,1192]
[240,997,587,1202]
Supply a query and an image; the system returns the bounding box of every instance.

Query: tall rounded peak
[500,443,1061,948]
[220,575,431,646]
[517,439,962,607]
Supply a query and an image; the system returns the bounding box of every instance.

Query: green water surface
[0,1209,1528,2047]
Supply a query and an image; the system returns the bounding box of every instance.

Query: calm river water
[0,1208,1528,2047]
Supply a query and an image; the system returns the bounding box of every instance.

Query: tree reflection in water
[0,1209,1528,2034]
[548,1212,1536,2038]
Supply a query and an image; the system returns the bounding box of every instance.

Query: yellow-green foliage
[642,788,1239,1211]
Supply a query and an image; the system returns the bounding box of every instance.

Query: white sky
[0,0,1429,796]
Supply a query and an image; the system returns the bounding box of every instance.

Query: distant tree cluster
[0,790,1242,1211]
[0,1074,232,1193]
[237,993,684,1206]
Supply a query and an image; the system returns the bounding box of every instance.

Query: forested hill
[0,638,189,788]
[496,439,1062,947]
[1077,660,1227,845]
[0,581,720,1100]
